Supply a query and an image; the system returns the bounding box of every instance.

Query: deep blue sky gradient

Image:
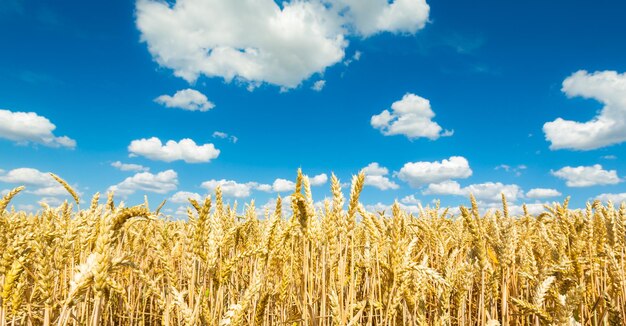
[1,0,625,212]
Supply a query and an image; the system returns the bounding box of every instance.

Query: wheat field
[0,170,625,326]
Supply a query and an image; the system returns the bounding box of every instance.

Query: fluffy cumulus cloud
[365,202,420,214]
[371,93,452,140]
[155,89,215,112]
[478,201,548,216]
[334,0,429,36]
[401,194,420,205]
[397,156,472,187]
[111,161,149,172]
[510,203,547,216]
[544,70,626,150]
[551,164,621,187]
[0,109,76,148]
[309,173,328,186]
[0,168,54,185]
[423,180,523,203]
[169,191,202,204]
[128,137,220,163]
[0,167,77,197]
[199,175,324,198]
[594,193,626,204]
[526,188,562,199]
[422,180,463,195]
[39,197,64,207]
[273,178,296,193]
[463,182,523,202]
[255,184,273,192]
[259,196,294,217]
[108,170,178,197]
[135,0,429,89]
[201,179,266,198]
[362,162,399,190]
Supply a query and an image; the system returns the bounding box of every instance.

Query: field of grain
[0,170,625,325]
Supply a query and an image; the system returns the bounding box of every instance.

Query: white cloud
[212,131,238,143]
[155,89,215,112]
[332,0,430,36]
[0,167,54,185]
[108,170,178,196]
[136,0,345,88]
[273,178,296,193]
[39,197,64,207]
[365,175,400,190]
[423,180,523,203]
[344,50,362,66]
[128,137,220,163]
[479,201,548,216]
[169,191,202,204]
[458,182,524,202]
[201,179,257,198]
[111,161,149,172]
[309,173,328,186]
[401,194,420,205]
[256,184,273,192]
[0,109,76,148]
[364,175,399,190]
[17,204,36,212]
[199,176,301,198]
[397,156,472,187]
[135,0,429,89]
[594,193,626,204]
[422,180,463,195]
[30,186,69,196]
[551,164,621,187]
[173,206,190,218]
[362,162,389,175]
[365,202,420,214]
[362,162,399,190]
[259,196,294,217]
[0,167,68,196]
[510,203,547,216]
[526,188,562,199]
[212,131,228,139]
[495,164,527,176]
[371,93,452,140]
[544,70,626,150]
[311,80,326,91]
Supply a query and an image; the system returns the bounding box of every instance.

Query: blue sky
[1,0,625,216]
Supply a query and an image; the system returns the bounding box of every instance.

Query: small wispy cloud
[311,80,326,92]
[495,164,527,176]
[212,131,238,143]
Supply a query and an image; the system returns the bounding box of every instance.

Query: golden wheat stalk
[49,173,80,205]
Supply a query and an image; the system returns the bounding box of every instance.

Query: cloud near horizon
[128,137,220,163]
